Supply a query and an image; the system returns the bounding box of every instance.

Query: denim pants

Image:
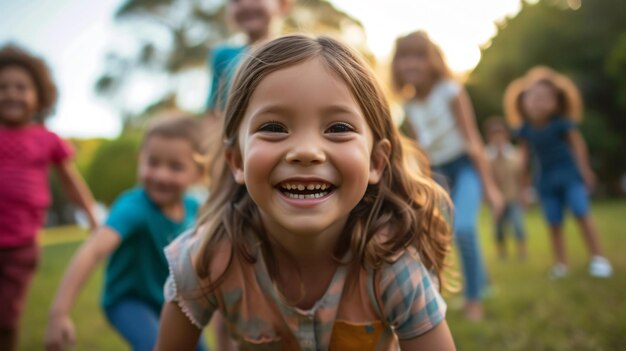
[434,155,486,300]
[496,202,526,243]
[105,298,207,351]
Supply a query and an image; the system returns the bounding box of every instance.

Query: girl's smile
[276,177,335,207]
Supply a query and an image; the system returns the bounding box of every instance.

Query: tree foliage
[467,0,626,193]
[85,136,140,205]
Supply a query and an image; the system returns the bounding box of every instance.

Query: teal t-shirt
[206,44,247,111]
[101,187,199,312]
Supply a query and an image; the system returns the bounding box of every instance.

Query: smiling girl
[156,35,456,350]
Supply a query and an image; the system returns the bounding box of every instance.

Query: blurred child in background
[392,31,503,321]
[204,0,292,192]
[504,66,612,279]
[0,44,98,351]
[156,35,456,351]
[206,0,292,114]
[45,117,208,351]
[484,117,527,260]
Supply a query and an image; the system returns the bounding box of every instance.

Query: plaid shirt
[164,229,446,350]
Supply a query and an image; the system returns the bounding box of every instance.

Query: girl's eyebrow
[249,105,293,117]
[320,104,362,116]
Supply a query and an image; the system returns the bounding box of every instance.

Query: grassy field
[19,201,626,350]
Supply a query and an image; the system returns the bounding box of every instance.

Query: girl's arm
[44,227,121,351]
[517,141,533,208]
[451,89,504,216]
[55,161,99,231]
[155,302,204,351]
[567,129,596,190]
[399,321,456,350]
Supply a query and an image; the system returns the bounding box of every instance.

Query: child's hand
[518,187,533,210]
[486,186,505,218]
[44,315,76,351]
[582,168,597,191]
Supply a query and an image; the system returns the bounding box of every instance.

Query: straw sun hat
[503,66,583,128]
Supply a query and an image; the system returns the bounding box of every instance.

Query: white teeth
[286,191,329,199]
[280,182,333,196]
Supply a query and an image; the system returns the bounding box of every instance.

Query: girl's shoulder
[370,228,439,290]
[376,246,434,285]
[165,227,235,287]
[552,115,577,128]
[435,79,461,98]
[368,245,446,339]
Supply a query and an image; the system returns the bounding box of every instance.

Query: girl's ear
[369,139,391,184]
[225,148,245,184]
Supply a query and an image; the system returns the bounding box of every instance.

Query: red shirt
[0,124,73,247]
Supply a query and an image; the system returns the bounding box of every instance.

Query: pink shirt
[0,124,73,247]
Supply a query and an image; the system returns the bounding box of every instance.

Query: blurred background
[1,0,624,350]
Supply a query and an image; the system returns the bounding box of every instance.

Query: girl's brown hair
[504,66,583,128]
[391,31,452,93]
[197,35,452,291]
[0,44,58,121]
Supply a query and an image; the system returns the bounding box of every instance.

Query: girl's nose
[285,136,326,166]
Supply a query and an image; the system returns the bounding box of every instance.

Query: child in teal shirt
[45,117,208,351]
[206,0,292,113]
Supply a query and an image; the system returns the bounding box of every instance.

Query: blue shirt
[206,44,247,111]
[101,187,199,311]
[517,117,582,190]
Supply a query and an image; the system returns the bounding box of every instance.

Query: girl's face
[138,135,200,208]
[0,66,38,126]
[227,0,284,40]
[395,45,433,89]
[228,58,387,239]
[522,82,559,123]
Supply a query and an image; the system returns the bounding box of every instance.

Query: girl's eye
[325,122,355,134]
[258,122,287,133]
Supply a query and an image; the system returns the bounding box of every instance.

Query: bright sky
[0,0,522,139]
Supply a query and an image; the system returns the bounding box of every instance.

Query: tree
[85,136,140,205]
[467,0,626,194]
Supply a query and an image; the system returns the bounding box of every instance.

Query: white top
[404,80,467,166]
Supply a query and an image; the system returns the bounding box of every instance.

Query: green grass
[19,201,626,350]
[446,201,626,351]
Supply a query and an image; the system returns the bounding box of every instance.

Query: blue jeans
[434,155,486,300]
[104,298,207,351]
[496,202,526,243]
